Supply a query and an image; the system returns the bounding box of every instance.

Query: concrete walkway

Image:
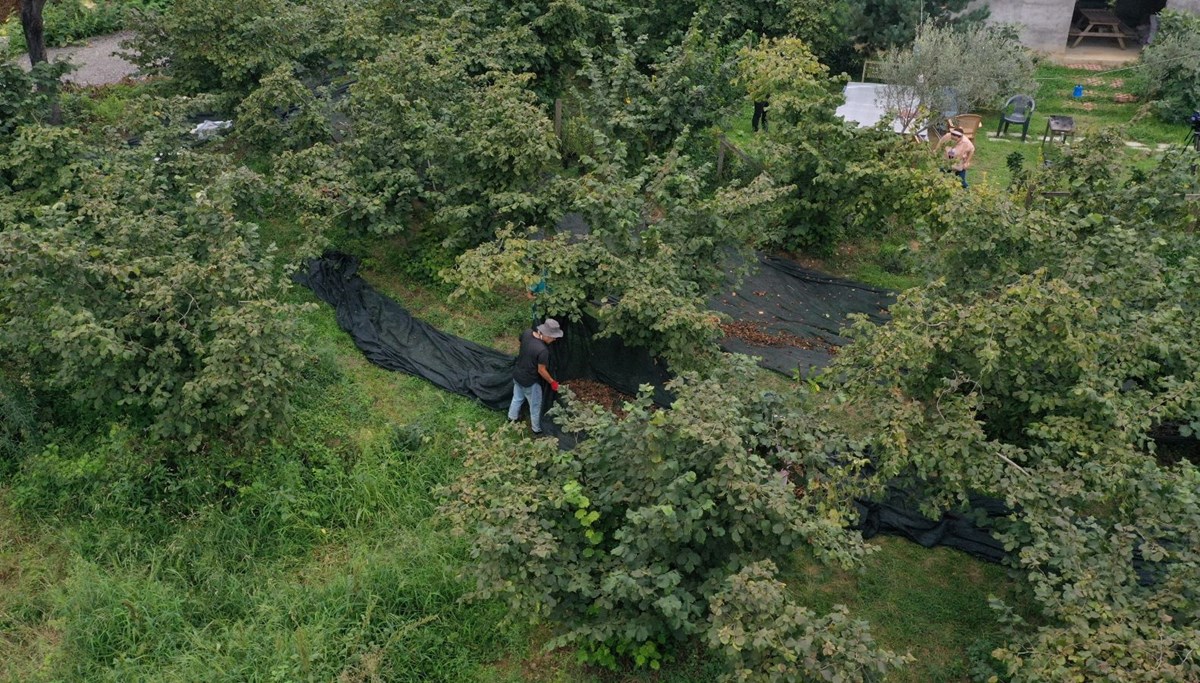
[16,31,140,86]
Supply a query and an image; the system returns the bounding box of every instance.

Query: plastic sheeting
[296,252,1008,564]
[855,488,1008,563]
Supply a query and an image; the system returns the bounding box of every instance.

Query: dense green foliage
[1,0,167,52]
[445,148,789,369]
[4,0,1199,679]
[444,357,906,678]
[0,89,309,450]
[831,134,1200,681]
[740,38,953,253]
[847,0,988,53]
[0,62,70,133]
[708,561,912,682]
[125,0,327,93]
[1131,10,1200,124]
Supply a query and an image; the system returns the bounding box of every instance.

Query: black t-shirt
[513,329,549,386]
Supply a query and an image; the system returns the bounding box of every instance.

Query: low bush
[708,561,911,683]
[442,356,903,678]
[233,63,332,154]
[0,130,310,450]
[0,375,37,478]
[1131,10,1200,123]
[738,37,952,254]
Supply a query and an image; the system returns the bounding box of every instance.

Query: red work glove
[550,380,560,392]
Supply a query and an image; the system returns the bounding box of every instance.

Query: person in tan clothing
[939,127,975,189]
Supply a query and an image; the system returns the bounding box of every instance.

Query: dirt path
[16,31,139,86]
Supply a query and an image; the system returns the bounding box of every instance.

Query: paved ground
[16,31,140,86]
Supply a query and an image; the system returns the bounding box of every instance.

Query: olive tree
[877,22,1036,118]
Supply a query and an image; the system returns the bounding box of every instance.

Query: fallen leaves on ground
[563,379,632,418]
[720,321,837,353]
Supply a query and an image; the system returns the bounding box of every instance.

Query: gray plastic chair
[997,95,1035,142]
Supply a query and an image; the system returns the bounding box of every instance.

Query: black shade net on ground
[296,252,1007,564]
[549,214,894,377]
[294,253,671,441]
[710,255,894,376]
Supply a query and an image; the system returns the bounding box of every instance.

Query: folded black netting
[710,255,895,376]
[854,488,1009,563]
[296,253,518,411]
[296,252,1007,564]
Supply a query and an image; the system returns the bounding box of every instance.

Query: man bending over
[508,318,563,435]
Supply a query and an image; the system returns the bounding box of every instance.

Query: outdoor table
[1072,8,1131,49]
[1042,115,1076,149]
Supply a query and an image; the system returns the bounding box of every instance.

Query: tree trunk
[20,0,60,124]
[20,0,48,66]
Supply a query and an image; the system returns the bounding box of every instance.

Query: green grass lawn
[959,62,1189,189]
[1027,63,1188,145]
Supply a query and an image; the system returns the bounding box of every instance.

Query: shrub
[125,0,320,93]
[0,62,71,133]
[831,134,1200,680]
[442,357,887,674]
[573,26,741,166]
[272,33,559,246]
[0,122,86,201]
[0,139,311,450]
[985,459,1200,683]
[708,561,911,683]
[737,37,953,253]
[445,150,792,370]
[0,375,37,477]
[1131,10,1200,123]
[234,63,332,154]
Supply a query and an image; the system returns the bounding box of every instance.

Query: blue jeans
[956,169,969,189]
[508,381,544,432]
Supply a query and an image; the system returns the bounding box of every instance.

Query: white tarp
[835,82,906,132]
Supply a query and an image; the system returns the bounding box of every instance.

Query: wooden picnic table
[1071,8,1133,49]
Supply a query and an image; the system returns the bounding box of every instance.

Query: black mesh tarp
[711,255,894,376]
[297,253,1007,564]
[296,253,518,410]
[854,488,1009,563]
[294,253,671,415]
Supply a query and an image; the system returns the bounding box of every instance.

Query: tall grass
[1,298,528,681]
